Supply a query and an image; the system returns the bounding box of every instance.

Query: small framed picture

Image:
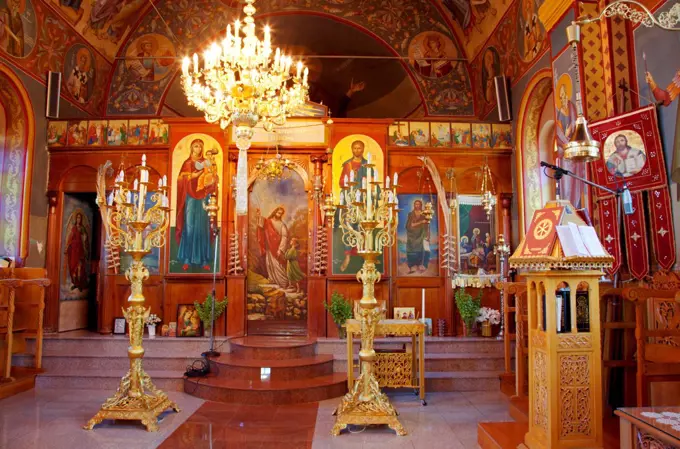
[177,305,202,337]
[168,322,177,337]
[161,324,169,337]
[113,317,126,335]
[394,307,416,320]
[422,318,433,336]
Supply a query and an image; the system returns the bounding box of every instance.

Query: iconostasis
[44,114,514,337]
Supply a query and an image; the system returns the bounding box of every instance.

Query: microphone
[622,184,634,215]
[540,161,572,175]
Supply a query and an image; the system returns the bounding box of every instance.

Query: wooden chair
[496,281,526,395]
[0,268,49,381]
[621,272,680,406]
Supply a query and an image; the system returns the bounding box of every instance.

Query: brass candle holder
[494,234,511,340]
[85,157,179,432]
[332,168,406,436]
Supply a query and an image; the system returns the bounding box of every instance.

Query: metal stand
[541,161,626,288]
[202,228,221,358]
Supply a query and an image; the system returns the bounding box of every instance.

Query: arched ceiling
[99,0,475,118]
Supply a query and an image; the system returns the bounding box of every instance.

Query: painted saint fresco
[169,134,222,274]
[397,194,439,277]
[516,0,545,62]
[128,119,149,145]
[331,135,384,275]
[124,33,175,82]
[149,119,169,145]
[481,47,501,105]
[441,0,511,58]
[66,120,87,146]
[59,195,93,301]
[86,120,106,146]
[603,131,647,178]
[409,122,430,146]
[247,170,308,322]
[389,122,409,146]
[107,120,127,145]
[472,124,491,148]
[63,44,95,104]
[49,0,147,59]
[408,31,458,79]
[491,124,513,149]
[553,48,585,208]
[47,121,67,146]
[0,0,37,58]
[431,123,451,147]
[451,123,472,148]
[635,2,680,185]
[458,197,496,275]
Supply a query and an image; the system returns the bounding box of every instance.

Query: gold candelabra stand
[85,157,179,432]
[332,168,406,436]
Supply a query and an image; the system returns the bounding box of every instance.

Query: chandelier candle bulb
[297,61,302,79]
[393,172,398,186]
[386,176,390,189]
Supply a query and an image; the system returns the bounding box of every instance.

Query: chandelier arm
[576,0,680,30]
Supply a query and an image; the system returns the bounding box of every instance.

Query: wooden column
[44,191,60,333]
[522,270,603,449]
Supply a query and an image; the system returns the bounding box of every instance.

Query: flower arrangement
[145,314,161,326]
[324,291,353,338]
[477,307,501,325]
[195,294,228,333]
[455,287,482,336]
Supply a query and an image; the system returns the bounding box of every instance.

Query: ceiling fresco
[105,0,474,117]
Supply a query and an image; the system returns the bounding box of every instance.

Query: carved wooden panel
[533,350,549,430]
[559,354,593,437]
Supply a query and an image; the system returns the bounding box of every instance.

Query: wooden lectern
[510,201,613,449]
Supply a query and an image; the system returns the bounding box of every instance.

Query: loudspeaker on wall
[494,75,511,122]
[46,72,61,119]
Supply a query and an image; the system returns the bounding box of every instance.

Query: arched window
[0,64,35,263]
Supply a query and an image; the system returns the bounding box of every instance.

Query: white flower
[476,307,501,325]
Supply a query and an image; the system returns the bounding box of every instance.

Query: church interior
[1,0,680,448]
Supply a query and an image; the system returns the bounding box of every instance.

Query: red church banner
[648,188,677,271]
[589,106,667,195]
[596,198,622,276]
[623,191,650,280]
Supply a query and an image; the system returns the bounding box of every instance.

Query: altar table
[345,319,426,405]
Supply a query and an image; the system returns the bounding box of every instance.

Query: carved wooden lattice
[374,353,413,388]
[533,351,548,430]
[559,355,592,437]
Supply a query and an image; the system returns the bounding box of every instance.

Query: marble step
[14,353,197,371]
[316,337,507,356]
[35,369,185,392]
[184,372,347,404]
[209,354,334,381]
[425,371,503,391]
[229,336,316,360]
[36,335,229,358]
[333,352,507,373]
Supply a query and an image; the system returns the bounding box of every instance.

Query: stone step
[209,354,334,381]
[37,335,228,358]
[229,336,316,360]
[14,353,196,371]
[316,337,506,356]
[333,352,507,373]
[35,369,185,392]
[425,371,503,392]
[185,372,347,404]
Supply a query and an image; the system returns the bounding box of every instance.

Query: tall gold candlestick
[84,160,179,432]
[332,174,405,436]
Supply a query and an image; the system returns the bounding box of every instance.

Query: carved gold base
[83,369,180,432]
[331,373,406,436]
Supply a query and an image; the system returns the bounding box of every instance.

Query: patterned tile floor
[0,389,512,448]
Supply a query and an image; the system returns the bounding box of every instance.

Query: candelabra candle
[87,159,177,431]
[332,173,405,436]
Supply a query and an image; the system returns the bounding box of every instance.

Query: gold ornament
[85,159,179,432]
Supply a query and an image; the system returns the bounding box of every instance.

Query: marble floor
[0,389,512,449]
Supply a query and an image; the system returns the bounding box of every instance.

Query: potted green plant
[324,291,353,339]
[194,294,228,337]
[455,287,482,337]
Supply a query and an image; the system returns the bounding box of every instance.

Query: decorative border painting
[48,119,169,147]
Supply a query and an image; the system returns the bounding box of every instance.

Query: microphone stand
[541,162,624,288]
[202,224,221,358]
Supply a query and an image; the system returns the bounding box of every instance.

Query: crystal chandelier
[181,0,309,214]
